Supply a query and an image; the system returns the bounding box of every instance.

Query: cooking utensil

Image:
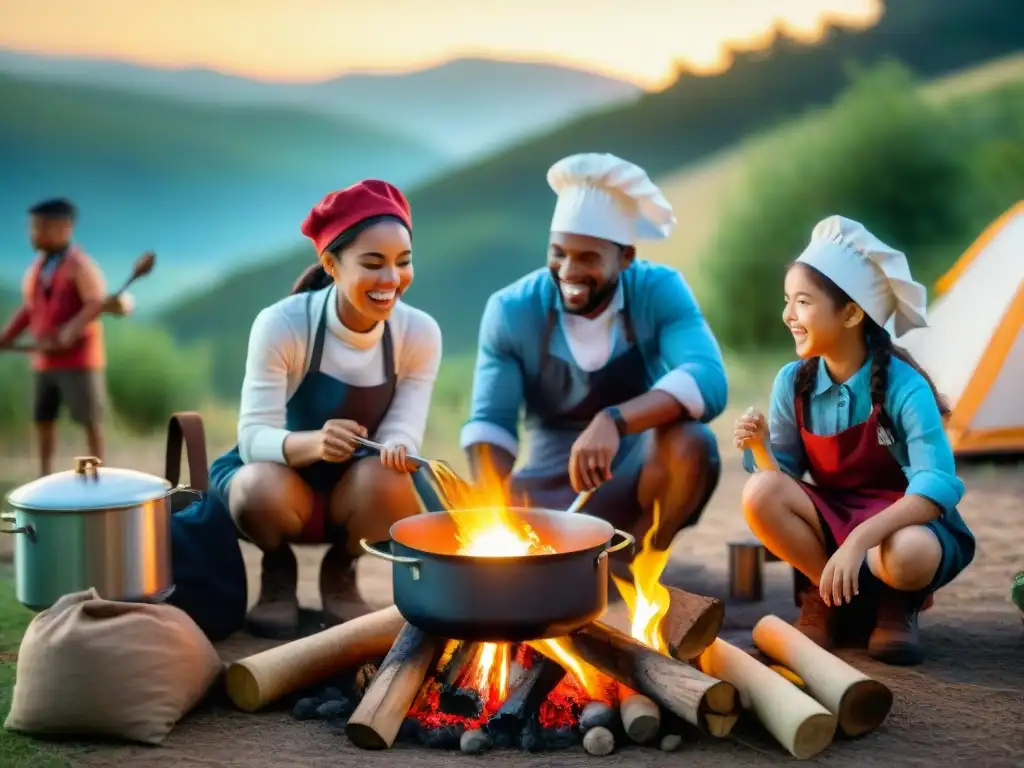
[360,507,634,642]
[1,251,156,353]
[352,436,468,510]
[2,455,199,611]
[566,490,593,515]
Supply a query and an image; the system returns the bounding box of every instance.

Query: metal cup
[728,540,765,602]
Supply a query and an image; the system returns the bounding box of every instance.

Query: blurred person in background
[0,198,122,476]
[461,153,728,588]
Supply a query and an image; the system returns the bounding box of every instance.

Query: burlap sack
[4,588,222,745]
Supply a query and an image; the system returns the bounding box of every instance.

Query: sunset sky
[0,0,882,89]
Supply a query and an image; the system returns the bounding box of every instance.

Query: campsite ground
[0,400,1021,768]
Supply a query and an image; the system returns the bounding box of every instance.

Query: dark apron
[794,395,975,593]
[209,289,397,542]
[508,287,651,528]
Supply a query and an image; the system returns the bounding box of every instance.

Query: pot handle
[0,511,36,542]
[359,539,422,581]
[597,529,635,565]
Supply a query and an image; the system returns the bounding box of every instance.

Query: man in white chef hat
[460,153,729,574]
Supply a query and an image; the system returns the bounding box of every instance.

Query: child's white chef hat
[547,153,676,245]
[796,215,928,336]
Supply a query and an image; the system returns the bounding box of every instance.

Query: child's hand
[734,408,768,451]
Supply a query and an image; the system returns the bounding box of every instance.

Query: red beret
[301,180,411,254]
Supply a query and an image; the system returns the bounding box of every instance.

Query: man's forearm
[59,301,105,341]
[466,443,516,485]
[0,307,30,345]
[615,389,688,435]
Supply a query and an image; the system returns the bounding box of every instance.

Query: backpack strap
[165,411,209,492]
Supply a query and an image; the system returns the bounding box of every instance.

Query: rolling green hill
[0,71,448,304]
[159,0,1024,398]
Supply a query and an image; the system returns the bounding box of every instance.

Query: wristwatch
[603,406,628,437]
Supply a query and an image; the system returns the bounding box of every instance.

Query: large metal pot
[361,507,634,642]
[2,456,197,611]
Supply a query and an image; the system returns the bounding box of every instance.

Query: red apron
[795,395,935,608]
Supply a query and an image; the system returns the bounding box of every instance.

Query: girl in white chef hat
[734,215,976,666]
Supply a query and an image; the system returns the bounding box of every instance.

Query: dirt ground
[20,458,1024,767]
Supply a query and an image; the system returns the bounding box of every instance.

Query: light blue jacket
[460,260,728,466]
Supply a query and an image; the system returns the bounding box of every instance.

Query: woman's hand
[320,419,367,462]
[734,408,768,451]
[819,540,868,606]
[379,440,417,473]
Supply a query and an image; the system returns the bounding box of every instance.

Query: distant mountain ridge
[0,52,643,159]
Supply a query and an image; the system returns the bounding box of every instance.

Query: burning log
[225,605,405,712]
[699,638,836,759]
[485,656,566,741]
[529,622,736,734]
[619,694,660,744]
[346,623,442,750]
[752,615,893,737]
[438,642,486,719]
[662,586,725,661]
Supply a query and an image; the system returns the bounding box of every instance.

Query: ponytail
[290,263,332,295]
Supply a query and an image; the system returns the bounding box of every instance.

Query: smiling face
[782,263,864,358]
[547,232,634,316]
[323,218,413,332]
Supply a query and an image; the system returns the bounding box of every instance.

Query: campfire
[226,466,895,759]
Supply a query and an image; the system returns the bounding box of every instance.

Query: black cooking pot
[360,507,634,642]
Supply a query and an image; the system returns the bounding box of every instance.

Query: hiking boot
[246,547,300,639]
[320,545,373,626]
[794,586,835,649]
[868,589,925,666]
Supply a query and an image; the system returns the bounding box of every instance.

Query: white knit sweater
[237,286,442,464]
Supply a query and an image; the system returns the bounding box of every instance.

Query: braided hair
[290,213,409,295]
[790,263,950,443]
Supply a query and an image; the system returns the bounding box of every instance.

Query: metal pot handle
[171,484,202,499]
[0,511,36,542]
[360,539,422,581]
[597,529,635,565]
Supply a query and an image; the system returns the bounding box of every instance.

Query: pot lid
[6,456,172,512]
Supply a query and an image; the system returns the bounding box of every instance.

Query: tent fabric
[895,201,1024,455]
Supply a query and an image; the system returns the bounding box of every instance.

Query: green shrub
[103,321,212,435]
[0,355,31,444]
[697,61,973,350]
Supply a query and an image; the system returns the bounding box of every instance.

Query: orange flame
[611,501,672,653]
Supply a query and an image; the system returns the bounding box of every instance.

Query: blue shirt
[743,356,965,517]
[460,260,728,467]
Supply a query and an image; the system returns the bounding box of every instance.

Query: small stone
[542,726,579,750]
[421,724,464,749]
[460,728,492,754]
[583,726,615,756]
[292,697,321,720]
[579,701,615,733]
[660,733,684,752]
[319,686,345,702]
[316,700,349,720]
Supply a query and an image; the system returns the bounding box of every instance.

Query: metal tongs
[352,436,468,509]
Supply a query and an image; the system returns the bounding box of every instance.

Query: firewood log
[753,615,893,736]
[662,586,725,660]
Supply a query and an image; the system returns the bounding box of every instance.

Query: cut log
[620,694,660,744]
[345,623,442,750]
[440,641,479,689]
[438,642,487,719]
[225,605,404,712]
[699,638,836,759]
[529,621,736,734]
[753,615,893,737]
[662,586,725,660]
[484,656,566,738]
[705,712,739,738]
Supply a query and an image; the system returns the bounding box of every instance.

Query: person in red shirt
[0,198,110,476]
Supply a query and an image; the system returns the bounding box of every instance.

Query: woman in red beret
[207,180,443,639]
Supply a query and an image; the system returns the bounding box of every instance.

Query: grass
[0,568,70,768]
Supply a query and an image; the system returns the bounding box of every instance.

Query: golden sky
[0,0,882,89]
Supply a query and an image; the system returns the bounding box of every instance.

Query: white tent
[895,201,1024,455]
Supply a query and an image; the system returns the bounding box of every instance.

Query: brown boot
[794,585,835,649]
[320,545,373,626]
[246,547,299,639]
[868,590,925,666]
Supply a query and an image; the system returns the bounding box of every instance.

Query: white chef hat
[796,215,928,337]
[547,153,676,245]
